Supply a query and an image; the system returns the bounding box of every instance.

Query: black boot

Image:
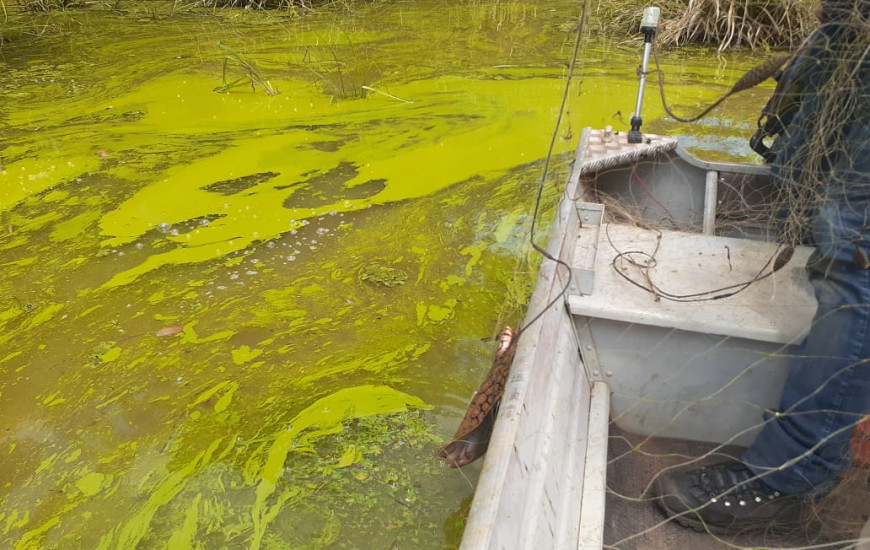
[653,460,805,534]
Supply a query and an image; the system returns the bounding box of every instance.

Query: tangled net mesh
[575,2,869,548]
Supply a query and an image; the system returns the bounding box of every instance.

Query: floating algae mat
[0,2,770,548]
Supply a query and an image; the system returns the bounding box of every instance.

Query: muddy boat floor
[605,426,869,550]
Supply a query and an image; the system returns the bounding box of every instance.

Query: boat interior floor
[604,425,869,550]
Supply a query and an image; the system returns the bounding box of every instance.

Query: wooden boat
[457,127,832,549]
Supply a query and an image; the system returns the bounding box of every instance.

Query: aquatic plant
[302,37,377,101]
[214,41,279,96]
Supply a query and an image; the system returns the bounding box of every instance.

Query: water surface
[0,2,771,548]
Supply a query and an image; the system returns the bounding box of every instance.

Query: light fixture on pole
[628,7,660,144]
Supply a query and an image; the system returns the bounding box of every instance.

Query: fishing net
[571,2,870,549]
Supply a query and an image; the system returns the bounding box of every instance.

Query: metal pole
[628,7,660,144]
[633,41,653,125]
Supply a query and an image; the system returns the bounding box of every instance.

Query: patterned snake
[436,326,518,468]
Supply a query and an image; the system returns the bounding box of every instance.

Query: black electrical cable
[518,0,590,335]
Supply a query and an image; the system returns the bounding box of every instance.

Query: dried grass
[660,0,816,51]
[11,0,78,13]
[597,0,816,51]
[181,0,362,11]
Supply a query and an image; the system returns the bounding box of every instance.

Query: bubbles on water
[316,227,329,236]
[135,242,144,250]
[287,255,296,261]
[157,222,171,234]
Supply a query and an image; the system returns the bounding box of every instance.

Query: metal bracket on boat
[571,202,605,296]
[574,315,605,383]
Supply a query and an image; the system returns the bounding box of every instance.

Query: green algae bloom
[0,2,770,549]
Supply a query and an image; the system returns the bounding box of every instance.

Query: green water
[0,2,773,548]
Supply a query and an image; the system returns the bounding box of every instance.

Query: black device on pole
[628,7,661,144]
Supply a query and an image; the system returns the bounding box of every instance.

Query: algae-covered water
[0,2,772,548]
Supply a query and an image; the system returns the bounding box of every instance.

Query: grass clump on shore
[180,0,368,10]
[595,0,816,50]
[8,0,78,13]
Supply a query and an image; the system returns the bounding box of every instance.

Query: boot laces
[696,462,781,507]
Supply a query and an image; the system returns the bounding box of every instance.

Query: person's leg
[741,257,870,495]
[653,17,868,531]
[654,194,870,533]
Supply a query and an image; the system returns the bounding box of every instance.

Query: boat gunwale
[459,130,593,549]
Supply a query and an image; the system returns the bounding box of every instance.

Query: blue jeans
[739,14,869,496]
[741,189,870,496]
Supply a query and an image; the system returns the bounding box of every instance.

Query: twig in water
[361,86,413,104]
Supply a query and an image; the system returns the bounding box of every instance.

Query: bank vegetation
[596,0,816,51]
[1,0,817,52]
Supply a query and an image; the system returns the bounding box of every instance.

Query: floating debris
[155,326,183,337]
[358,262,408,288]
